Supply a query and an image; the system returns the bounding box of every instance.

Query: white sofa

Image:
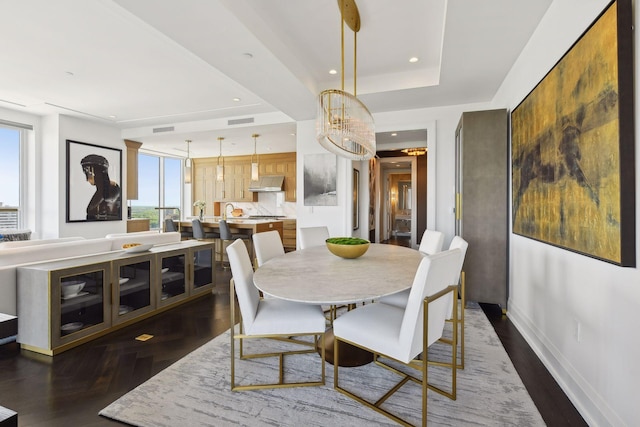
[0,236,86,249]
[0,231,181,318]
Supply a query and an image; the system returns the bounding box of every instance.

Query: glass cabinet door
[114,253,154,321]
[159,251,187,303]
[57,268,107,339]
[192,246,214,291]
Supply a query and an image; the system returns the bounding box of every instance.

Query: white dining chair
[379,235,469,368]
[377,229,445,308]
[418,228,445,255]
[226,239,326,391]
[252,230,285,267]
[333,248,460,426]
[298,226,330,249]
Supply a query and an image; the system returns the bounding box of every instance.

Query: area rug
[100,308,544,426]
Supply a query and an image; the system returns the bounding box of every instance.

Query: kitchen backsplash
[229,192,296,218]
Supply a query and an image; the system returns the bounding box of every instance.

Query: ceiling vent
[153,126,175,133]
[228,117,254,126]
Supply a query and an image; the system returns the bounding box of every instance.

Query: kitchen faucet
[155,207,181,231]
[223,203,235,220]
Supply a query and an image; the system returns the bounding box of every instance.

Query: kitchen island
[178,218,284,240]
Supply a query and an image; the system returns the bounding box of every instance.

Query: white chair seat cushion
[246,298,326,336]
[333,303,409,363]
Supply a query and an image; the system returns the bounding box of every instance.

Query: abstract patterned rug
[100,308,544,426]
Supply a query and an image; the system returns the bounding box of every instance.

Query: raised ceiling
[0,0,553,157]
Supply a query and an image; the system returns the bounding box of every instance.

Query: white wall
[492,0,639,425]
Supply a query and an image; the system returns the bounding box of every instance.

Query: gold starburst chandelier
[316,0,375,160]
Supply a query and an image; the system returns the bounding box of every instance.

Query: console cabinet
[17,241,215,355]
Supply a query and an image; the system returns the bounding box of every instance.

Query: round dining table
[253,243,423,305]
[253,243,424,366]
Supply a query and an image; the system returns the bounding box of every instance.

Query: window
[0,125,22,229]
[129,153,182,230]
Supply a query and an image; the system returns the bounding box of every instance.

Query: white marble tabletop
[253,243,424,305]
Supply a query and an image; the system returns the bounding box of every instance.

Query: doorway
[369,128,431,249]
[376,156,417,247]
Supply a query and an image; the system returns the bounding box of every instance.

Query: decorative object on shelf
[251,134,260,181]
[326,237,370,259]
[401,147,427,156]
[216,137,225,182]
[194,200,206,220]
[122,243,154,253]
[316,0,375,160]
[66,139,122,222]
[511,0,635,267]
[61,280,85,298]
[61,322,83,335]
[184,140,192,184]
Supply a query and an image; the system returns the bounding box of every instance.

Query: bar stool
[217,220,252,270]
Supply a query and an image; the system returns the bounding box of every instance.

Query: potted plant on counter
[193,200,206,220]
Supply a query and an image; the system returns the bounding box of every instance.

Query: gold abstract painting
[511,0,635,266]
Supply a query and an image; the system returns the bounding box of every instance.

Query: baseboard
[507,300,623,427]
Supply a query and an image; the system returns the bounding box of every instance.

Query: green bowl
[326,237,370,259]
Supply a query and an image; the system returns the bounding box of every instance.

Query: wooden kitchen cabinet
[282,219,297,251]
[258,152,297,202]
[124,139,142,200]
[193,153,296,203]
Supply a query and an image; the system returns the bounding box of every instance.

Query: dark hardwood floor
[0,244,586,426]
[481,303,587,427]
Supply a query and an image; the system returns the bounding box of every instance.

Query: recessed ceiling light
[329,69,337,75]
[233,97,241,102]
[108,115,117,119]
[409,57,419,63]
[391,133,397,136]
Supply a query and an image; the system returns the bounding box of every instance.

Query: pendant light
[316,0,375,160]
[184,139,192,184]
[216,137,225,182]
[251,133,260,181]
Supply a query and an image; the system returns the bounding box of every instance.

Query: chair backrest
[164,218,177,232]
[418,229,445,255]
[218,220,233,240]
[226,239,261,331]
[399,248,461,362]
[191,218,205,239]
[252,230,285,267]
[448,235,469,283]
[299,226,330,249]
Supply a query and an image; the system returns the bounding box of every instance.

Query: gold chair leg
[230,279,325,391]
[334,287,458,426]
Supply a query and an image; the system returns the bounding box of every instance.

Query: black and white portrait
[66,140,122,222]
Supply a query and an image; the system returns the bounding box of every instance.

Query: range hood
[248,175,285,192]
